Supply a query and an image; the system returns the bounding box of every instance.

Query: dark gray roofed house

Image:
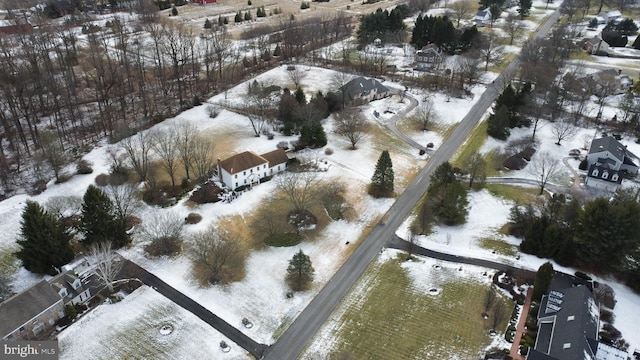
[0,281,65,340]
[339,77,390,106]
[527,273,600,360]
[585,137,639,192]
[49,271,91,306]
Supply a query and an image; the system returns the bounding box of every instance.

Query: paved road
[264,9,562,360]
[387,236,535,278]
[117,259,267,359]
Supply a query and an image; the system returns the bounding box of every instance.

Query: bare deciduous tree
[105,183,141,227]
[456,55,483,89]
[331,72,355,109]
[483,286,498,314]
[334,110,368,149]
[551,118,578,145]
[140,211,184,257]
[275,171,320,213]
[503,12,526,45]
[528,151,560,195]
[189,228,244,285]
[175,122,198,180]
[242,81,278,137]
[287,66,308,88]
[413,98,438,131]
[89,241,123,293]
[45,195,83,221]
[448,0,474,27]
[479,32,505,71]
[464,152,487,188]
[39,131,68,183]
[153,128,180,188]
[192,135,216,181]
[120,130,156,182]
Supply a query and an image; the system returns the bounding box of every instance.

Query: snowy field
[58,285,249,360]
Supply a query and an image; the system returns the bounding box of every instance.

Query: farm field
[303,251,512,359]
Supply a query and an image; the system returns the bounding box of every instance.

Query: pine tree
[235,11,242,23]
[244,10,252,21]
[533,262,554,302]
[16,201,74,275]
[370,150,394,198]
[204,18,212,29]
[171,5,178,16]
[286,250,314,291]
[81,185,129,248]
[487,105,510,140]
[294,87,306,104]
[518,0,532,18]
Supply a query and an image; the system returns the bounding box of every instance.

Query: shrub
[65,304,77,321]
[144,236,183,257]
[301,1,310,8]
[600,308,615,323]
[579,159,588,170]
[220,340,228,349]
[189,182,223,204]
[324,147,334,155]
[56,174,72,184]
[95,173,110,186]
[264,233,303,247]
[503,155,527,170]
[76,159,93,174]
[277,141,290,150]
[185,213,203,224]
[207,105,220,118]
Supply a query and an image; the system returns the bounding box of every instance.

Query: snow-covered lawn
[58,285,249,360]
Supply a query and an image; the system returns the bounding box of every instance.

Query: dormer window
[592,169,599,177]
[59,288,68,298]
[602,171,609,179]
[612,174,619,181]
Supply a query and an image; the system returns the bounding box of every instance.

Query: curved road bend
[117,260,267,359]
[264,9,561,360]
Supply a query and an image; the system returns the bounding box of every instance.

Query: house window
[235,174,237,179]
[59,289,67,297]
[48,318,55,325]
[264,164,266,168]
[244,179,247,184]
[264,172,266,177]
[602,171,609,179]
[243,171,246,175]
[612,174,619,181]
[235,182,238,188]
[592,169,599,177]
[278,165,281,170]
[19,326,24,333]
[7,334,12,340]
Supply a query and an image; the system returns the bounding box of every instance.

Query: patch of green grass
[264,233,303,247]
[330,258,511,359]
[477,238,518,257]
[486,183,540,204]
[452,119,489,168]
[0,246,18,279]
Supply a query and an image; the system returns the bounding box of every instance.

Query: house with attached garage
[217,148,289,191]
[585,136,639,192]
[339,77,390,106]
[527,272,628,360]
[0,269,92,341]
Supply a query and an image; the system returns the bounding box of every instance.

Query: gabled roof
[534,275,599,360]
[0,281,62,337]
[219,151,267,175]
[587,164,623,184]
[340,77,389,101]
[261,148,288,167]
[49,271,88,303]
[589,137,636,165]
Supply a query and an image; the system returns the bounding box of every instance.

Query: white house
[585,136,639,192]
[218,148,289,191]
[48,271,91,306]
[475,9,492,26]
[415,44,443,71]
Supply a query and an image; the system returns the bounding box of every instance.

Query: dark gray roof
[49,271,88,304]
[589,137,634,164]
[339,77,389,102]
[0,280,62,337]
[587,164,623,184]
[535,285,599,360]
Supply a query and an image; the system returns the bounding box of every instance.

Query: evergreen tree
[370,150,394,198]
[428,161,456,192]
[16,201,74,275]
[299,122,327,148]
[218,16,224,26]
[533,262,554,302]
[286,250,314,291]
[244,10,252,21]
[487,105,510,139]
[204,18,212,29]
[273,44,281,56]
[81,185,129,248]
[518,0,532,18]
[235,11,243,23]
[294,87,306,104]
[434,181,469,225]
[171,5,178,16]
